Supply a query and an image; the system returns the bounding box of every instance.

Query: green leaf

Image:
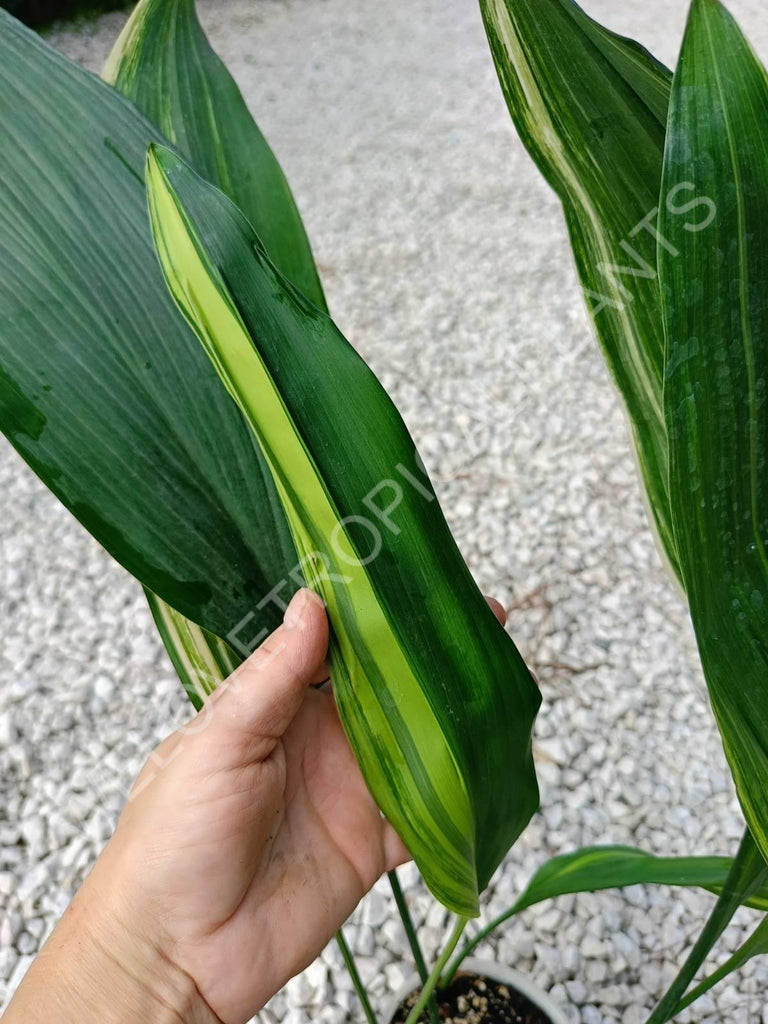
[103,0,326,312]
[146,590,240,709]
[445,838,768,983]
[659,0,768,870]
[675,912,768,1014]
[646,829,768,1022]
[145,143,541,917]
[514,837,768,916]
[479,0,678,575]
[103,0,330,700]
[0,10,297,640]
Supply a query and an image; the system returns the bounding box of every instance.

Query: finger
[310,659,331,685]
[205,588,329,763]
[383,821,411,872]
[485,595,507,626]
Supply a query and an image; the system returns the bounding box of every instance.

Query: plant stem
[442,904,517,986]
[335,929,377,1024]
[403,916,468,1024]
[387,871,440,1024]
[645,828,768,1023]
[388,871,429,980]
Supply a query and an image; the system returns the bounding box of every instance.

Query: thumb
[203,588,329,764]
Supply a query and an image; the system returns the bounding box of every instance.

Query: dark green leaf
[104,0,331,695]
[659,0,768,871]
[103,0,326,311]
[0,10,296,639]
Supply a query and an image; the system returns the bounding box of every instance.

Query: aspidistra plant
[98,0,768,1012]
[481,0,768,1015]
[0,0,543,929]
[5,0,768,1018]
[143,140,543,917]
[102,0,328,708]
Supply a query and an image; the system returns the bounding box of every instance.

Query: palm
[199,688,404,1020]
[117,676,404,1024]
[104,591,502,1024]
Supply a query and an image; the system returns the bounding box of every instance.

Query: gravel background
[2,0,768,1021]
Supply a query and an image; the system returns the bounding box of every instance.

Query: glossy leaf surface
[480,0,677,573]
[660,0,768,871]
[0,10,296,638]
[104,0,326,311]
[146,144,541,915]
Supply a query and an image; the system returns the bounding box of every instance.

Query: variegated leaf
[145,144,541,916]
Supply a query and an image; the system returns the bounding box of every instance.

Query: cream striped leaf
[146,591,240,709]
[480,1,768,1010]
[104,0,326,310]
[480,0,678,577]
[446,839,768,984]
[103,0,330,701]
[145,144,541,916]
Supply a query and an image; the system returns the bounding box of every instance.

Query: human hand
[4,587,507,1024]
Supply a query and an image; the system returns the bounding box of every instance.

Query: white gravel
[3,0,768,1021]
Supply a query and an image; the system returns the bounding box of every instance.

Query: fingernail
[283,588,311,631]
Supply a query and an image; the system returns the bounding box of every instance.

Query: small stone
[535,906,563,933]
[536,736,568,765]
[16,863,49,904]
[581,935,606,958]
[562,944,581,973]
[318,1007,346,1024]
[285,972,316,1009]
[60,835,88,869]
[385,961,412,993]
[0,912,21,948]
[354,923,375,957]
[25,918,45,940]
[83,810,113,844]
[282,1011,307,1024]
[506,931,535,959]
[639,964,662,995]
[585,960,608,984]
[5,953,34,996]
[264,992,286,1020]
[600,985,623,1007]
[19,817,46,857]
[581,1007,604,1024]
[16,932,36,955]
[425,900,448,930]
[304,959,328,1000]
[65,791,95,821]
[360,890,388,929]
[565,979,587,1002]
[0,711,16,747]
[380,918,410,957]
[0,946,18,982]
[354,955,380,987]
[92,674,115,702]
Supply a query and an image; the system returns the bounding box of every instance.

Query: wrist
[4,845,220,1024]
